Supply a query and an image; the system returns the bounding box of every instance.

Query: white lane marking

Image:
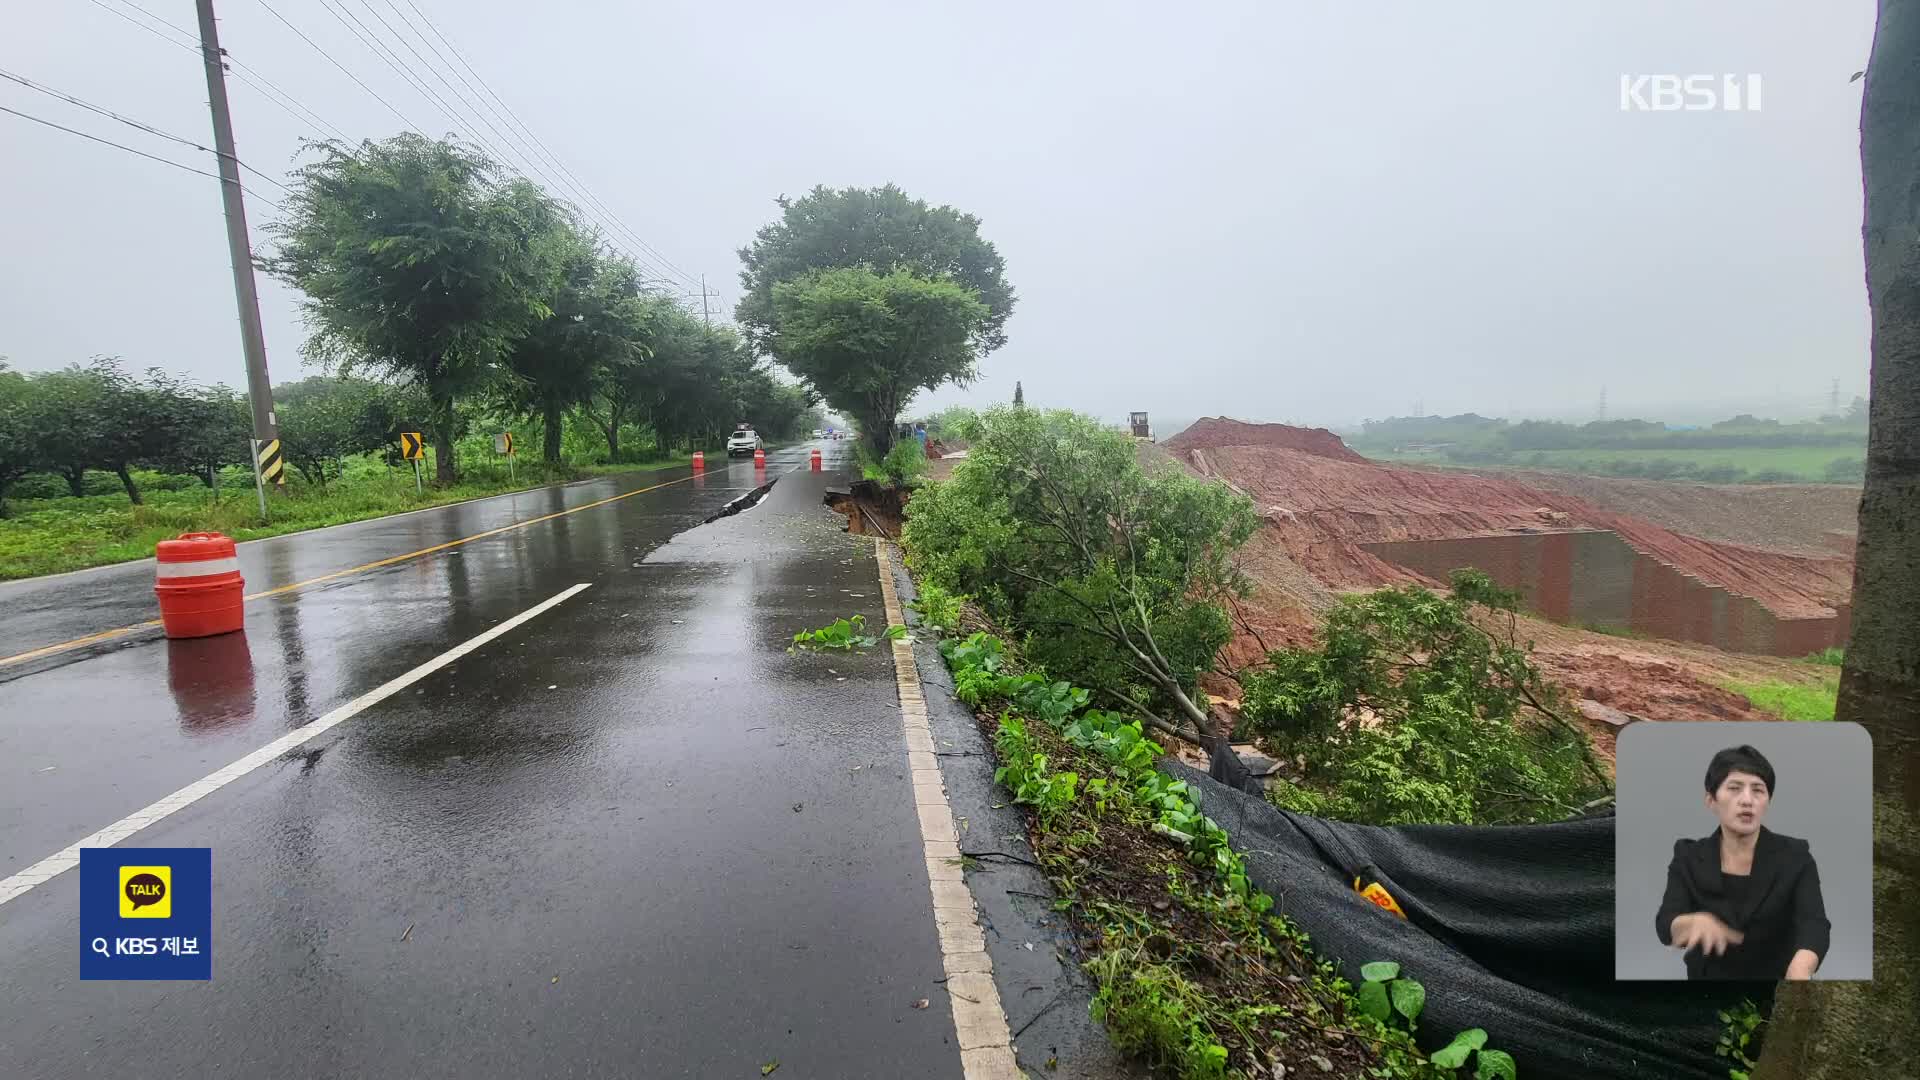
[874,543,1021,1080]
[0,583,593,908]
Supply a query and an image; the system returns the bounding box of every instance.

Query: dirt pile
[1155,434,1851,724]
[1183,444,1852,620]
[1164,417,1371,464]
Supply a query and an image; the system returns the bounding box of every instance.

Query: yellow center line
[0,472,707,669]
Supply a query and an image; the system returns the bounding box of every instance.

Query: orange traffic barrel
[809,448,822,471]
[692,451,704,470]
[154,532,245,639]
[753,448,766,467]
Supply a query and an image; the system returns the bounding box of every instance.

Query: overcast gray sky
[2,1,1876,430]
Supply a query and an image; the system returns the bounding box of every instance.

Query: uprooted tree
[903,407,1257,747]
[1241,569,1611,826]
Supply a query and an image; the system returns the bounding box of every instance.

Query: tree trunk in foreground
[543,398,564,465]
[431,388,458,486]
[1754,3,1920,1073]
[114,465,142,505]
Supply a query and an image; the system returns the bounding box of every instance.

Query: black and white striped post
[249,437,284,519]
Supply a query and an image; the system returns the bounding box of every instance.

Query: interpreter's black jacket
[1655,826,1830,979]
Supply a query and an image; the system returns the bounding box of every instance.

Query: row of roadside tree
[0,133,827,514]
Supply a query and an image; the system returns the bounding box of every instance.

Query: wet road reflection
[1,440,964,1078]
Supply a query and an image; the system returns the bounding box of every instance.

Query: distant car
[726,429,763,457]
[811,428,825,438]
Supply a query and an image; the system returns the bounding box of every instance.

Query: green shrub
[905,407,1254,730]
[1242,570,1609,825]
[907,581,965,633]
[1088,945,1230,1080]
[859,440,930,486]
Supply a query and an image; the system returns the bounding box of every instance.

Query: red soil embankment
[1165,417,1371,464]
[1185,443,1851,622]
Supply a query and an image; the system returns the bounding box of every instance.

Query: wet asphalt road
[0,441,967,1078]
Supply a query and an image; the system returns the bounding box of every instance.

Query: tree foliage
[903,407,1256,742]
[736,185,1012,453]
[735,183,1015,352]
[770,267,987,453]
[0,364,39,516]
[144,374,250,488]
[265,134,568,483]
[274,376,413,487]
[1240,570,1610,826]
[502,234,651,463]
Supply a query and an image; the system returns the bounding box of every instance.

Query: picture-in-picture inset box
[1614,721,1872,981]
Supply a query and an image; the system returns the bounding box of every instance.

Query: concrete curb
[884,551,1144,1080]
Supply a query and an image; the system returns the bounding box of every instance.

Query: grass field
[1723,671,1841,721]
[0,452,692,581]
[1364,444,1862,483]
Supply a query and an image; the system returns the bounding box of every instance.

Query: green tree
[903,407,1256,744]
[275,376,387,487]
[143,375,250,490]
[265,134,566,484]
[735,183,1015,352]
[768,267,988,454]
[1240,571,1609,826]
[0,364,42,516]
[504,234,651,464]
[29,359,168,503]
[1755,4,1920,1074]
[580,292,679,461]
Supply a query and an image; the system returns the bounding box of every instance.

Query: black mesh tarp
[1161,762,1771,1080]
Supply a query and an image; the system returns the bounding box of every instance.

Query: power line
[1,67,290,192]
[254,0,417,130]
[316,0,465,132]
[317,0,691,289]
[392,0,704,289]
[350,0,687,288]
[0,103,284,213]
[82,0,352,142]
[103,0,195,38]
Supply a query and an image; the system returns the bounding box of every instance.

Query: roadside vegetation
[0,134,826,577]
[902,406,1606,1076]
[935,628,1519,1079]
[1350,411,1869,484]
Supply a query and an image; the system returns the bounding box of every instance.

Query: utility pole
[700,274,712,328]
[195,0,282,517]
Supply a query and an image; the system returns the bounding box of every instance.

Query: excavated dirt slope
[1151,421,1848,726]
[1181,444,1852,620]
[1448,468,1860,556]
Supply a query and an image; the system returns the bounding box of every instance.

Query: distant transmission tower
[1830,378,1841,414]
[1597,386,1608,422]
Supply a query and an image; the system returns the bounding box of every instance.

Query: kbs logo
[1620,74,1763,112]
[119,865,171,918]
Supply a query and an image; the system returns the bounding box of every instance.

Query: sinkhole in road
[823,481,906,537]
